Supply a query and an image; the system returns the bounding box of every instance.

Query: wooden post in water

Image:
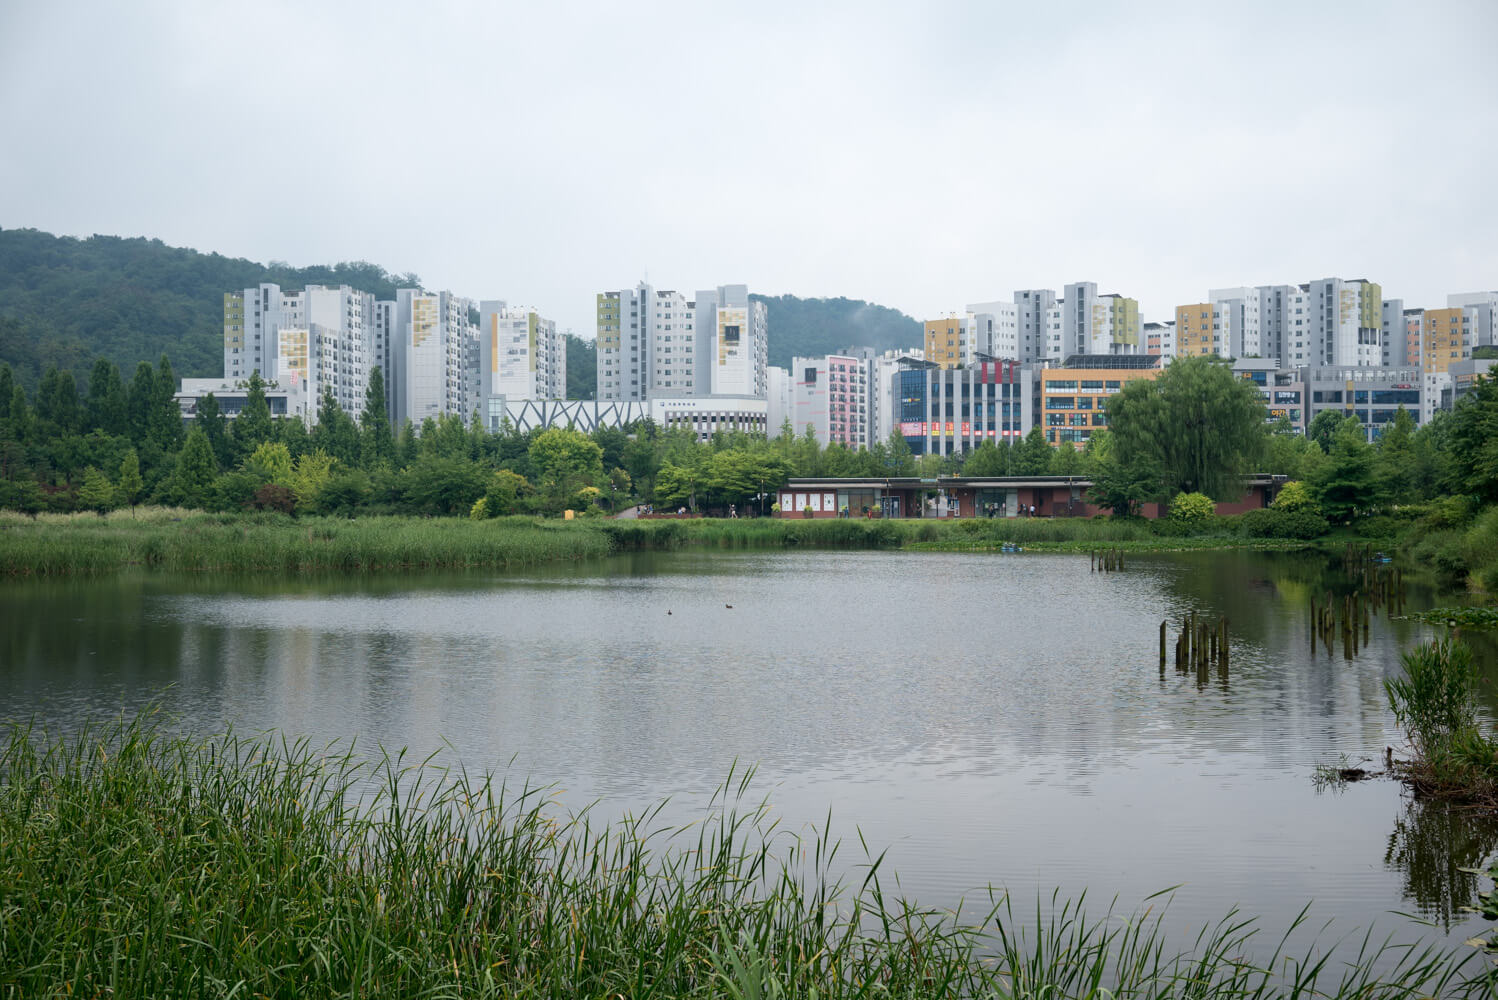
[1159,620,1167,673]
[1218,617,1229,676]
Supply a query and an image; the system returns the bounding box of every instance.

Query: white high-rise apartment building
[390,289,475,427]
[1208,287,1264,358]
[766,366,793,434]
[596,282,767,402]
[791,353,871,449]
[1381,299,1407,367]
[697,284,768,396]
[1261,278,1383,368]
[964,301,1021,359]
[1014,289,1055,364]
[596,284,691,401]
[1449,291,1498,350]
[476,302,566,407]
[222,283,371,421]
[1043,283,1141,359]
[224,283,274,384]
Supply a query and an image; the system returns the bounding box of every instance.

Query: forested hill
[752,294,922,369]
[0,227,421,391]
[0,227,923,396]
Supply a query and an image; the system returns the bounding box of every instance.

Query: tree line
[1,354,1494,529]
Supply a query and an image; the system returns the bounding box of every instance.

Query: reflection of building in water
[1383,796,1498,928]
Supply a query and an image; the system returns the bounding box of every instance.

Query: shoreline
[0,508,1334,576]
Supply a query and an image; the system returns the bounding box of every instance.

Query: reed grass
[0,509,1369,577]
[1,715,1493,998]
[1386,638,1498,806]
[0,512,613,575]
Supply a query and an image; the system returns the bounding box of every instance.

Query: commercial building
[1040,354,1162,448]
[175,377,306,423]
[1296,364,1421,440]
[896,359,1032,457]
[871,348,922,442]
[1233,358,1304,428]
[650,395,769,442]
[774,475,1280,520]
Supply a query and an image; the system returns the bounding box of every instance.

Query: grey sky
[2,0,1494,340]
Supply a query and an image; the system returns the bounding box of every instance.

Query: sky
[2,0,1495,338]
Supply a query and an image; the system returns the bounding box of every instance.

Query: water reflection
[1,550,1495,953]
[1384,796,1498,927]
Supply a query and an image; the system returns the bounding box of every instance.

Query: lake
[4,548,1497,956]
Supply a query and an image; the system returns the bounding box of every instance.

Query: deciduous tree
[1107,356,1266,501]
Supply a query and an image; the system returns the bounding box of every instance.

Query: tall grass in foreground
[1,716,1492,998]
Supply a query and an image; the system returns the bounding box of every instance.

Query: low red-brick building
[774,476,1282,519]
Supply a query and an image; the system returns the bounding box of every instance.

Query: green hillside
[752,294,922,369]
[0,228,420,392]
[0,228,922,398]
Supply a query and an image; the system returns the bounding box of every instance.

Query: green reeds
[0,513,615,575]
[1385,638,1498,804]
[0,509,1325,577]
[1,715,1492,998]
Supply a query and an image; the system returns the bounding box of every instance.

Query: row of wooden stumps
[1309,565,1406,660]
[1160,613,1229,684]
[1092,549,1125,572]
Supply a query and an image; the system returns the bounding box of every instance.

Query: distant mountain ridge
[751,294,922,370]
[0,228,923,398]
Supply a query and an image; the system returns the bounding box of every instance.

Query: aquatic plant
[0,715,1493,998]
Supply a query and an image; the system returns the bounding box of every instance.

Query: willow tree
[1106,356,1267,502]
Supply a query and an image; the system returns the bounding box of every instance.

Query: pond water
[4,548,1498,956]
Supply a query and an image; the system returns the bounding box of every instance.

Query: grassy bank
[2,716,1492,999]
[0,508,1326,576]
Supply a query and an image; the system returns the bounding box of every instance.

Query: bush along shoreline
[2,715,1494,998]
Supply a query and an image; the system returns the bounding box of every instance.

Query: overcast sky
[2,0,1494,338]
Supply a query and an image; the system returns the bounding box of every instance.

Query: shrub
[1239,507,1329,540]
[248,484,296,515]
[1168,492,1214,525]
[1424,495,1476,530]
[211,471,259,513]
[1275,508,1330,539]
[1271,481,1316,512]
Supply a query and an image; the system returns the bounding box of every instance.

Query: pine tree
[78,467,118,516]
[196,392,234,469]
[152,355,184,451]
[86,358,129,435]
[127,362,156,445]
[171,426,218,508]
[117,449,143,516]
[234,370,274,451]
[360,366,394,467]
